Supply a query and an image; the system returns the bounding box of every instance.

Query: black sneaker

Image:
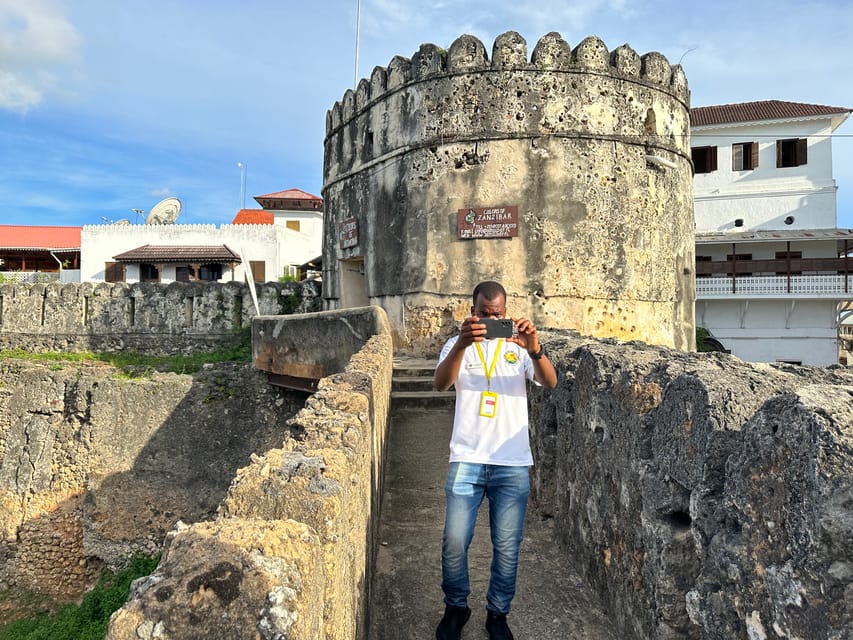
[436,605,471,640]
[485,611,514,640]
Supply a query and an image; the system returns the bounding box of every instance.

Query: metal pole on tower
[354,0,361,88]
[237,162,247,210]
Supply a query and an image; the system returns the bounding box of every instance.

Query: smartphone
[479,318,514,339]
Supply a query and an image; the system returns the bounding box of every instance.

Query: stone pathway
[368,361,619,639]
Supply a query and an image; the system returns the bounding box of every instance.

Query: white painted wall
[693,118,838,232]
[699,298,839,365]
[81,222,321,283]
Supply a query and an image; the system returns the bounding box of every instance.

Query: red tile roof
[691,100,852,127]
[231,209,274,224]
[254,188,324,211]
[255,188,321,201]
[113,245,241,263]
[0,225,82,250]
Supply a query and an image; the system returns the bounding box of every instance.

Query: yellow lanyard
[475,339,503,389]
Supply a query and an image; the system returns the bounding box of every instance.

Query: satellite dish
[145,197,182,224]
[114,218,131,225]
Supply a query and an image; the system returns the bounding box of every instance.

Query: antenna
[145,197,182,224]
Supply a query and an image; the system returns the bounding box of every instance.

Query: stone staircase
[390,356,455,409]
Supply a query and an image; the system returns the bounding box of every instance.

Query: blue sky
[2,0,853,227]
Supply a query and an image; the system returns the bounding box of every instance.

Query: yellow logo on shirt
[504,351,518,365]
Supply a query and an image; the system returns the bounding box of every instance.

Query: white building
[81,189,323,284]
[691,100,853,366]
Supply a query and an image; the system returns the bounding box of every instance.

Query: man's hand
[457,315,488,348]
[508,316,539,353]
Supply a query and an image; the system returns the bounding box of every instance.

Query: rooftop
[231,209,274,225]
[0,225,82,250]
[113,245,242,263]
[690,100,852,127]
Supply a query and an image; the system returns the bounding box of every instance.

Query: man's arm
[434,341,465,391]
[510,317,558,388]
[434,317,483,391]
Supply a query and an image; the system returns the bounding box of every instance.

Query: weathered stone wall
[529,332,853,640]
[0,280,321,355]
[105,334,394,640]
[323,31,695,355]
[0,360,306,598]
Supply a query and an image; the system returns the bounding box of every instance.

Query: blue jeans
[441,462,530,614]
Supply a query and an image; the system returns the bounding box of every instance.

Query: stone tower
[322,31,695,355]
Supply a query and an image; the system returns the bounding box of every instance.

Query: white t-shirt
[438,336,535,466]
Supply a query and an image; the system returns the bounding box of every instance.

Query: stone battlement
[325,31,689,186]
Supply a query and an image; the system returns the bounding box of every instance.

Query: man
[433,281,558,640]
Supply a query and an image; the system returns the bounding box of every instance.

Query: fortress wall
[529,332,853,640]
[0,280,321,355]
[323,31,695,355]
[105,334,394,640]
[0,361,306,599]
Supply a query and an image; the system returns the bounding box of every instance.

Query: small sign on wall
[457,206,519,240]
[339,217,359,248]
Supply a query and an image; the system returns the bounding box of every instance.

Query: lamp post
[131,208,145,223]
[237,162,247,210]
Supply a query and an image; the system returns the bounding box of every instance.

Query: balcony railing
[697,274,851,297]
[0,270,80,284]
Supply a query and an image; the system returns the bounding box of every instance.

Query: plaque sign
[339,217,359,249]
[457,206,519,240]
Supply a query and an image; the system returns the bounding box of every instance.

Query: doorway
[339,258,369,308]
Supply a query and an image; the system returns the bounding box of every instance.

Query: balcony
[696,256,852,299]
[697,274,852,298]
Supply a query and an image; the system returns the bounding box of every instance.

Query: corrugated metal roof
[113,245,242,263]
[690,100,851,127]
[231,209,274,224]
[0,225,82,250]
[696,228,853,244]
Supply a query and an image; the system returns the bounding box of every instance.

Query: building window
[198,264,222,281]
[176,266,192,282]
[286,220,301,232]
[140,263,159,282]
[732,141,759,171]
[695,255,712,278]
[105,262,126,283]
[776,138,808,167]
[691,146,718,173]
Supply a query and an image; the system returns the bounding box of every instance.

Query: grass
[0,555,160,640]
[0,330,252,375]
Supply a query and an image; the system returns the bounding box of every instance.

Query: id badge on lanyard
[475,340,502,419]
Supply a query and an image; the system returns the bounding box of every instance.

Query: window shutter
[710,146,718,172]
[732,144,742,171]
[250,260,265,282]
[796,138,808,166]
[105,262,125,283]
[751,142,759,168]
[776,140,782,167]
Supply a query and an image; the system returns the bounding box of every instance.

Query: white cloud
[0,0,81,111]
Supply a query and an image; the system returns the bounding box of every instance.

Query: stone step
[392,375,438,392]
[390,390,456,409]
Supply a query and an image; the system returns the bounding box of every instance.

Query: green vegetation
[0,555,159,640]
[0,329,252,375]
[279,290,302,315]
[696,326,713,352]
